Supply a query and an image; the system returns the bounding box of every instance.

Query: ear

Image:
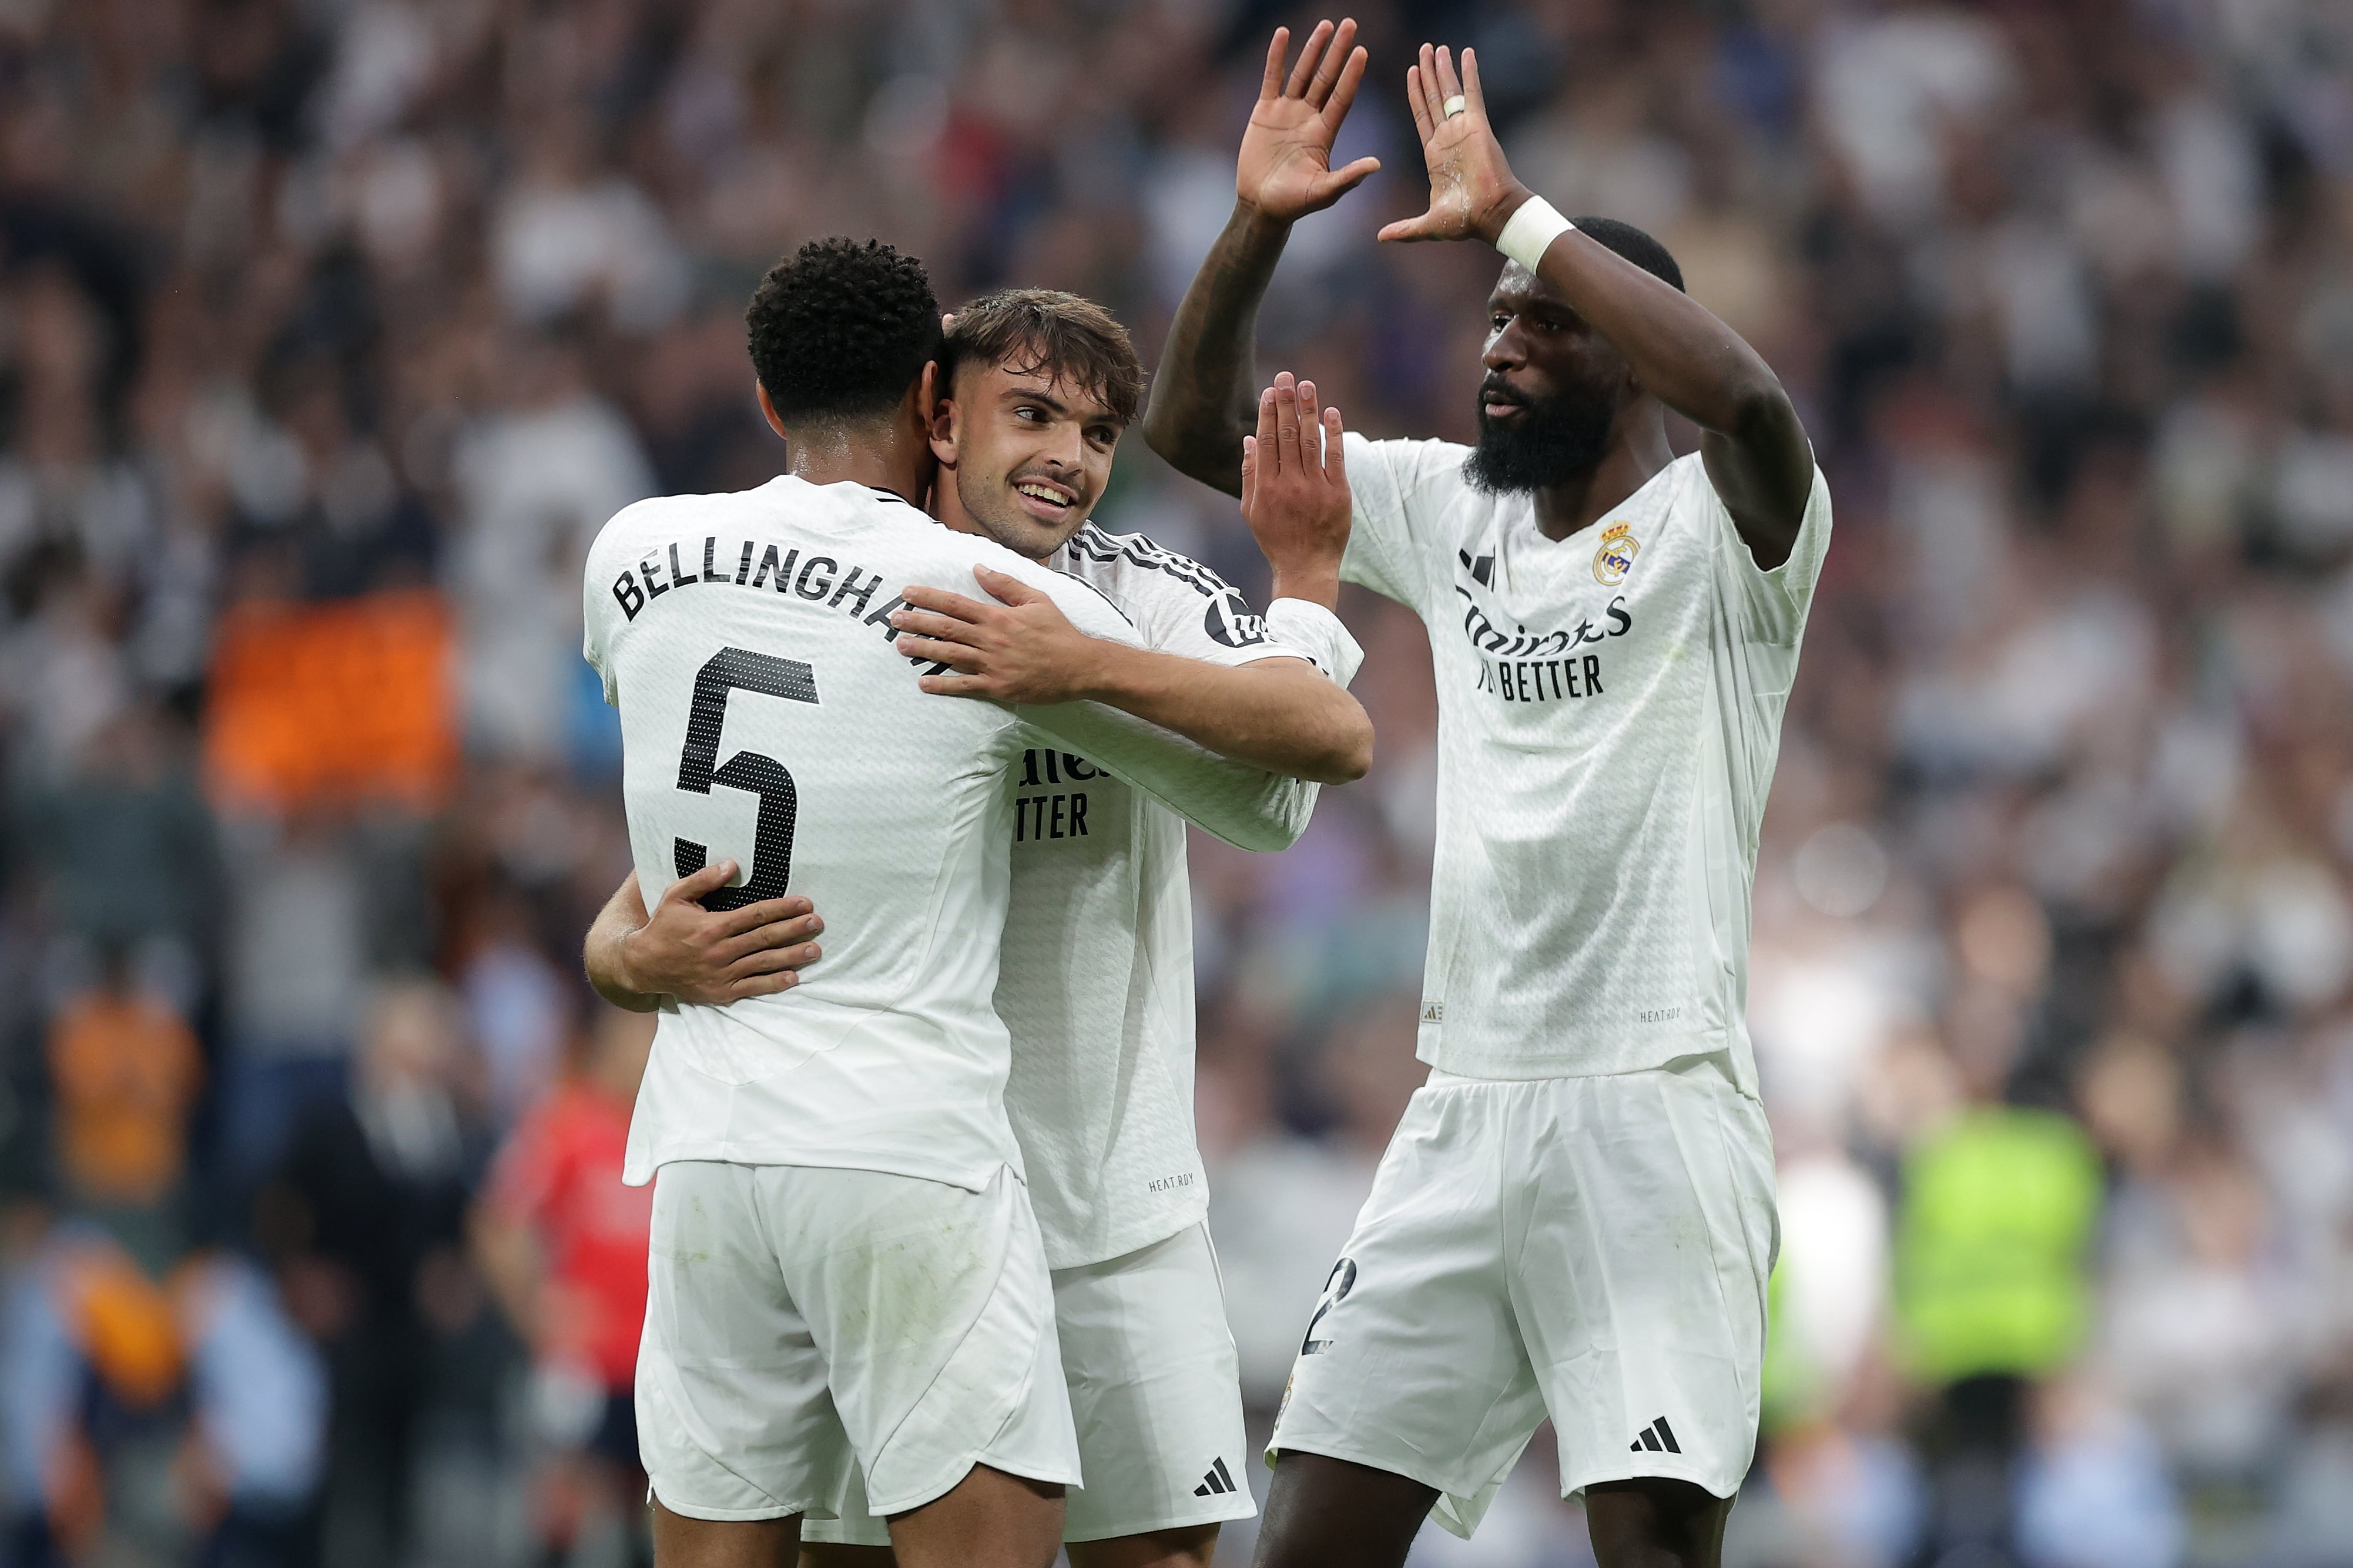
[756,380,790,442]
[929,394,961,467]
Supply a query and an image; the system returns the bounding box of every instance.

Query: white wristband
[1495,196,1573,273]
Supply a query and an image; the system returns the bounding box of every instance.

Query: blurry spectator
[12,703,220,994]
[449,329,652,765]
[220,812,371,1177]
[254,976,483,1568]
[472,1007,655,1568]
[0,1226,324,1568]
[1893,1069,2104,1565]
[47,961,203,1261]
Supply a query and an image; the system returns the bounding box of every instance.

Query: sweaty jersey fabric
[1004,525,1360,1268]
[584,476,1313,1193]
[1340,437,1831,1090]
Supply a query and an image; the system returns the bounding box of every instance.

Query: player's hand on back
[1241,371,1350,608]
[1378,45,1534,247]
[1238,20,1382,223]
[894,570,1108,705]
[621,860,824,1005]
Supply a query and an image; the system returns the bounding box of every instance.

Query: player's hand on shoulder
[1241,371,1350,608]
[622,861,824,1005]
[1377,45,1531,247]
[894,569,1106,706]
[1238,20,1381,223]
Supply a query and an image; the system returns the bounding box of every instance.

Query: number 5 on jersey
[673,647,819,912]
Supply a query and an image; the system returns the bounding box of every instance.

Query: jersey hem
[621,1149,1016,1194]
[1416,1035,1739,1084]
[1038,1196,1209,1274]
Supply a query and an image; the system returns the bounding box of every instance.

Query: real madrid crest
[1593,521,1640,585]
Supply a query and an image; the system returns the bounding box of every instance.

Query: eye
[1015,405,1048,422]
[1489,313,1510,332]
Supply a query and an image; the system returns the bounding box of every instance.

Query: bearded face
[1463,368,1623,495]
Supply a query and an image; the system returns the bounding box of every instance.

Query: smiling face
[931,357,1123,559]
[1463,261,1638,495]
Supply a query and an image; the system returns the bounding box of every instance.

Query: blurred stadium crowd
[0,0,2350,1564]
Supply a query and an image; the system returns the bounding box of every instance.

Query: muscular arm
[582,863,823,1012]
[1054,647,1368,784]
[1142,204,1292,497]
[1521,232,1809,565]
[1142,21,1378,496]
[1386,45,1813,566]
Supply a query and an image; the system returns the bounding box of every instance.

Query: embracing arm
[1384,45,1814,566]
[1050,647,1366,784]
[582,863,824,1012]
[1142,21,1379,495]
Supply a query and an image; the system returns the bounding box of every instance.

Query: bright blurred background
[1,0,2349,1564]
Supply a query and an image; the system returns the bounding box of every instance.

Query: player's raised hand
[1378,45,1531,246]
[619,863,824,1005]
[1238,20,1382,223]
[895,570,1105,705]
[1240,371,1350,608]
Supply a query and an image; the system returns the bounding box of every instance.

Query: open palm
[1379,45,1529,246]
[1238,20,1382,222]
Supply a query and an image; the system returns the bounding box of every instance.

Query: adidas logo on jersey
[1629,1416,1682,1455]
[1193,1457,1239,1497]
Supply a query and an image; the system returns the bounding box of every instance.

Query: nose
[1482,321,1526,374]
[1040,421,1084,473]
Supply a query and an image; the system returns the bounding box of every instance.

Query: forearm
[583,878,662,1012]
[1016,697,1319,852]
[1142,203,1293,496]
[1080,650,1370,784]
[1527,220,1795,439]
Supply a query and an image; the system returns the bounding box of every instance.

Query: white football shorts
[1269,1059,1777,1538]
[803,1221,1256,1545]
[636,1160,1079,1522]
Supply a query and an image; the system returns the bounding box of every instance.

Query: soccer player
[587,288,1367,1568]
[586,237,1356,1568]
[1143,24,1830,1568]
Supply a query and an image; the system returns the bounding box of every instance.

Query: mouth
[1011,478,1077,523]
[1479,384,1529,422]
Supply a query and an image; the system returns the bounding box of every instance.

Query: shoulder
[1058,523,1238,604]
[1342,432,1473,500]
[589,484,776,565]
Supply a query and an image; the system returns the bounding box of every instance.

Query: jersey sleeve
[1701,459,1833,647]
[581,504,651,707]
[1263,599,1363,688]
[1339,433,1469,613]
[1098,536,1312,671]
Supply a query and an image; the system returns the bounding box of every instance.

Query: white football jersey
[1004,525,1362,1268]
[584,476,1317,1192]
[1341,437,1832,1090]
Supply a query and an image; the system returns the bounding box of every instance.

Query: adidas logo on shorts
[1629,1416,1682,1455]
[1193,1457,1239,1497]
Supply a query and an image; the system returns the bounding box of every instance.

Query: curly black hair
[745,237,944,423]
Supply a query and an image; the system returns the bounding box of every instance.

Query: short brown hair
[943,288,1145,426]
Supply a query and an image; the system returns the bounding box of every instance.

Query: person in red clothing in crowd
[473,1005,659,1568]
